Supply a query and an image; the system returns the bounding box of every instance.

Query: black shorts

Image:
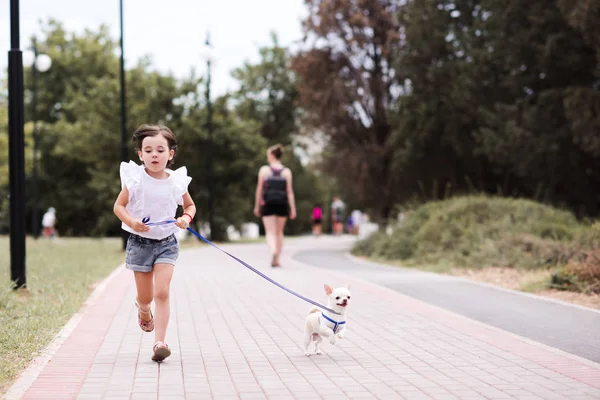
[312,219,322,225]
[261,203,289,217]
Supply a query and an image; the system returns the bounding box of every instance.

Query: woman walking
[254,144,297,267]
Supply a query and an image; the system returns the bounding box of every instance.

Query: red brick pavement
[6,237,600,400]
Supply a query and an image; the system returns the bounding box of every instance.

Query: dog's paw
[315,349,323,355]
[337,333,344,339]
[304,352,311,357]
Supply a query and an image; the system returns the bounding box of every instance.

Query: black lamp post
[27,39,52,239]
[8,0,27,288]
[120,0,128,250]
[203,33,215,241]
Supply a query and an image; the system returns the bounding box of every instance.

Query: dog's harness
[320,312,346,333]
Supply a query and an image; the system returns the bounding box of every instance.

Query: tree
[233,33,329,233]
[292,0,404,222]
[389,0,600,217]
[175,93,266,241]
[472,0,600,215]
[17,21,192,235]
[232,33,299,146]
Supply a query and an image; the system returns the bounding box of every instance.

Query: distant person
[254,144,297,267]
[350,209,362,235]
[331,197,345,235]
[311,203,323,236]
[41,207,57,238]
[113,124,195,363]
[346,215,354,234]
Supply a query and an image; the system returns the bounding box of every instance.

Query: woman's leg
[134,271,154,321]
[262,215,277,261]
[274,216,288,264]
[153,263,175,344]
[335,221,342,235]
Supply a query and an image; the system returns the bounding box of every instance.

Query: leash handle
[143,217,177,226]
[142,217,340,315]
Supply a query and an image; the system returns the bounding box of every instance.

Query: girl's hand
[254,206,261,217]
[175,216,191,230]
[131,219,150,233]
[289,208,297,220]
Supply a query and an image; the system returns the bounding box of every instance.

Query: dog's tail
[308,306,321,315]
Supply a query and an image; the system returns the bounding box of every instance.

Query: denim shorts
[125,234,179,273]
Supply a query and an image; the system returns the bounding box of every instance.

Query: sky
[1,0,307,96]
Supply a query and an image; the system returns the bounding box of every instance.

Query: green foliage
[292,0,600,221]
[232,33,329,234]
[5,1,600,239]
[0,22,328,239]
[232,32,299,146]
[354,195,600,292]
[354,196,580,265]
[292,1,403,222]
[176,95,267,240]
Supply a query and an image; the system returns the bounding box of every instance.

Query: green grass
[353,195,600,293]
[519,277,552,293]
[0,236,123,394]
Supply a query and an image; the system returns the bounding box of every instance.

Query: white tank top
[119,161,192,240]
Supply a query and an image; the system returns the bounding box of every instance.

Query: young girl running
[113,124,195,362]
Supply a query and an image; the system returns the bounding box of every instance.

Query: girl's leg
[134,271,154,322]
[274,216,288,264]
[153,263,175,344]
[262,216,277,262]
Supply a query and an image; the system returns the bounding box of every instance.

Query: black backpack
[263,167,288,205]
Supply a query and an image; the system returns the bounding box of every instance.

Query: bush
[353,195,600,293]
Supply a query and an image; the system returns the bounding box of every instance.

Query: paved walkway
[5,236,600,400]
[294,246,600,363]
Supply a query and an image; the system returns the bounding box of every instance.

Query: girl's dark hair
[268,143,284,160]
[132,124,177,167]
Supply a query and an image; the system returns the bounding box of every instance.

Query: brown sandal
[152,341,171,362]
[135,300,154,332]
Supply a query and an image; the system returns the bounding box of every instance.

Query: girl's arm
[175,192,196,229]
[254,167,265,217]
[113,187,149,233]
[285,169,297,220]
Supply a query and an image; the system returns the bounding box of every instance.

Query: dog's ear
[324,284,333,295]
[346,283,351,290]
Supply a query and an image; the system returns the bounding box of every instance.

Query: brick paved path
[6,237,600,399]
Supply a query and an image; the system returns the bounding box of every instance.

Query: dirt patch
[450,267,600,310]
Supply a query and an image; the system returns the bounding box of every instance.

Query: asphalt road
[294,246,600,364]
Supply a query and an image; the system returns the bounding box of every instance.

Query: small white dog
[303,284,351,356]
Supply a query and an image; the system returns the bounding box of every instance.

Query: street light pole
[27,41,52,240]
[31,39,39,239]
[120,0,128,250]
[8,0,27,288]
[205,33,215,241]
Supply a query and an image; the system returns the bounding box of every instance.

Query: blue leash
[143,218,341,315]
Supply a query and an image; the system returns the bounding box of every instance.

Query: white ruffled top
[120,161,192,240]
